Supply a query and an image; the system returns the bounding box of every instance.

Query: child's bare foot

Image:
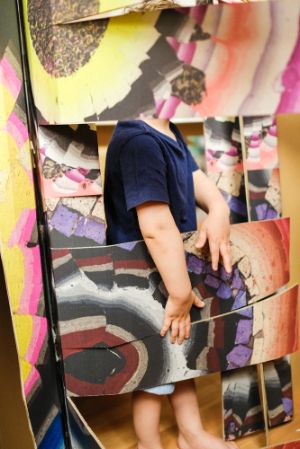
[137,443,164,449]
[177,430,239,449]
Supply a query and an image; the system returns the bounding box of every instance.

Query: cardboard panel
[278,116,300,376]
[0,2,66,445]
[220,114,284,443]
[243,115,281,221]
[222,366,264,440]
[204,117,248,223]
[23,0,300,124]
[29,0,269,24]
[243,116,279,172]
[59,285,298,396]
[52,218,290,340]
[248,168,281,221]
[277,115,300,449]
[46,196,106,248]
[221,354,294,441]
[0,259,36,449]
[67,398,104,449]
[264,357,294,428]
[37,125,101,198]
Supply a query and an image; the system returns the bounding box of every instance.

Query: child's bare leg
[132,390,164,449]
[169,379,239,449]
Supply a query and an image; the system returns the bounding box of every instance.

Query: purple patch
[226,345,252,367]
[187,255,205,275]
[74,217,106,244]
[216,282,232,300]
[237,307,253,318]
[235,319,253,345]
[227,362,239,370]
[256,203,268,220]
[220,265,232,281]
[282,397,293,416]
[204,274,221,289]
[266,207,279,219]
[50,205,78,237]
[232,267,244,289]
[118,241,137,251]
[206,263,219,276]
[228,196,248,216]
[232,290,247,310]
[228,421,237,433]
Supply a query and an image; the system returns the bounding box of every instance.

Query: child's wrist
[208,201,230,218]
[169,288,193,304]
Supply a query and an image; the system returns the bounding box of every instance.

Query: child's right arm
[136,201,205,345]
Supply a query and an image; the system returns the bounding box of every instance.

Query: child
[104,119,238,449]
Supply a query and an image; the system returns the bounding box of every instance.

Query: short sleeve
[120,134,170,211]
[187,148,200,173]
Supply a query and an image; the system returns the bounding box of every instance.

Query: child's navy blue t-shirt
[104,120,199,245]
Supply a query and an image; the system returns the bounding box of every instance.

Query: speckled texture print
[23,0,300,124]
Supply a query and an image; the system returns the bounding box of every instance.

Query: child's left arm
[192,169,232,273]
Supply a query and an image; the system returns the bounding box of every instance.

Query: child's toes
[227,443,239,449]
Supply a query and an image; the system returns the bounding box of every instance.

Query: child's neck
[142,118,176,142]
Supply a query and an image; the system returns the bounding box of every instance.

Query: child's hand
[160,291,205,344]
[196,207,232,273]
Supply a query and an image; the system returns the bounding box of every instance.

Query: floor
[74,371,300,449]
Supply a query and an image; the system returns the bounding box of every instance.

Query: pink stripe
[65,169,85,183]
[26,316,48,365]
[39,146,46,157]
[10,209,36,244]
[8,209,43,315]
[0,57,21,98]
[176,42,196,65]
[24,365,40,397]
[6,112,29,146]
[18,246,43,315]
[158,96,180,118]
[166,37,180,52]
[155,98,165,116]
[277,30,300,113]
[167,38,196,65]
[190,5,207,23]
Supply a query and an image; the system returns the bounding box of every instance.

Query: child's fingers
[195,227,207,249]
[185,317,191,339]
[220,241,232,274]
[193,295,205,308]
[178,320,186,345]
[160,316,172,337]
[209,240,220,271]
[171,319,179,344]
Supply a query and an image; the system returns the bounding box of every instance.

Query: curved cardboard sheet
[243,116,279,172]
[0,2,66,445]
[23,0,300,124]
[0,258,36,449]
[264,356,294,427]
[248,168,281,221]
[46,196,106,248]
[221,355,293,441]
[60,285,298,396]
[204,117,248,223]
[52,218,290,343]
[67,398,103,448]
[222,366,264,440]
[37,125,102,198]
[25,0,270,25]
